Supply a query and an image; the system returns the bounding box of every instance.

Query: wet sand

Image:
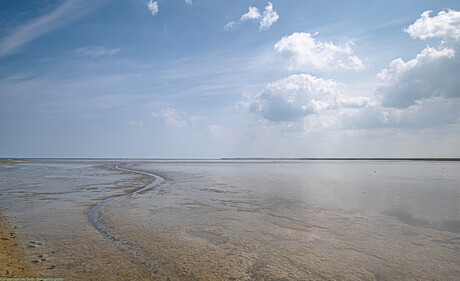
[0,159,459,280]
[0,214,34,277]
[0,160,156,280]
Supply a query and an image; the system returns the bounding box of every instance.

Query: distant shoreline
[220,158,460,161]
[1,157,460,161]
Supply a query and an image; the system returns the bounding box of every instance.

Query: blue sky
[1,0,460,158]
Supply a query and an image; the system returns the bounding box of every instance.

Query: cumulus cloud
[244,73,459,132]
[226,2,278,31]
[376,45,459,108]
[405,10,460,40]
[332,10,460,131]
[243,9,460,133]
[152,108,200,128]
[75,46,120,57]
[259,2,279,30]
[247,74,369,121]
[341,99,460,130]
[147,0,159,16]
[274,32,363,71]
[240,6,261,21]
[377,9,460,109]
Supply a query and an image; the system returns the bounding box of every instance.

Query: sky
[1,0,460,158]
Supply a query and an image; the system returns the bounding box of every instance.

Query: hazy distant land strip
[0,157,460,163]
[1,158,460,162]
[220,158,460,161]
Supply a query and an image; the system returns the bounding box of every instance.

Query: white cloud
[376,43,459,108]
[147,0,159,16]
[129,121,144,127]
[227,2,278,31]
[247,74,369,121]
[0,0,103,58]
[341,99,460,130]
[152,108,200,128]
[375,9,460,109]
[245,73,459,132]
[320,9,460,131]
[244,73,459,132]
[224,21,237,30]
[240,6,261,21]
[405,10,460,40]
[259,2,279,30]
[75,46,120,57]
[185,0,192,5]
[274,32,364,71]
[242,9,460,134]
[152,108,187,127]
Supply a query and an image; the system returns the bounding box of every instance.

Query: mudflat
[0,159,459,280]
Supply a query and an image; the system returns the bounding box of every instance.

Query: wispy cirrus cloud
[224,21,237,30]
[185,0,193,5]
[0,0,104,58]
[75,46,120,57]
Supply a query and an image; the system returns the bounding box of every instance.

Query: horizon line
[1,157,460,161]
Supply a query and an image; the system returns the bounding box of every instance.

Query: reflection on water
[0,160,459,280]
[103,160,460,280]
[385,209,460,233]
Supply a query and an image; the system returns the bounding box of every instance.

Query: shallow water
[0,159,459,280]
